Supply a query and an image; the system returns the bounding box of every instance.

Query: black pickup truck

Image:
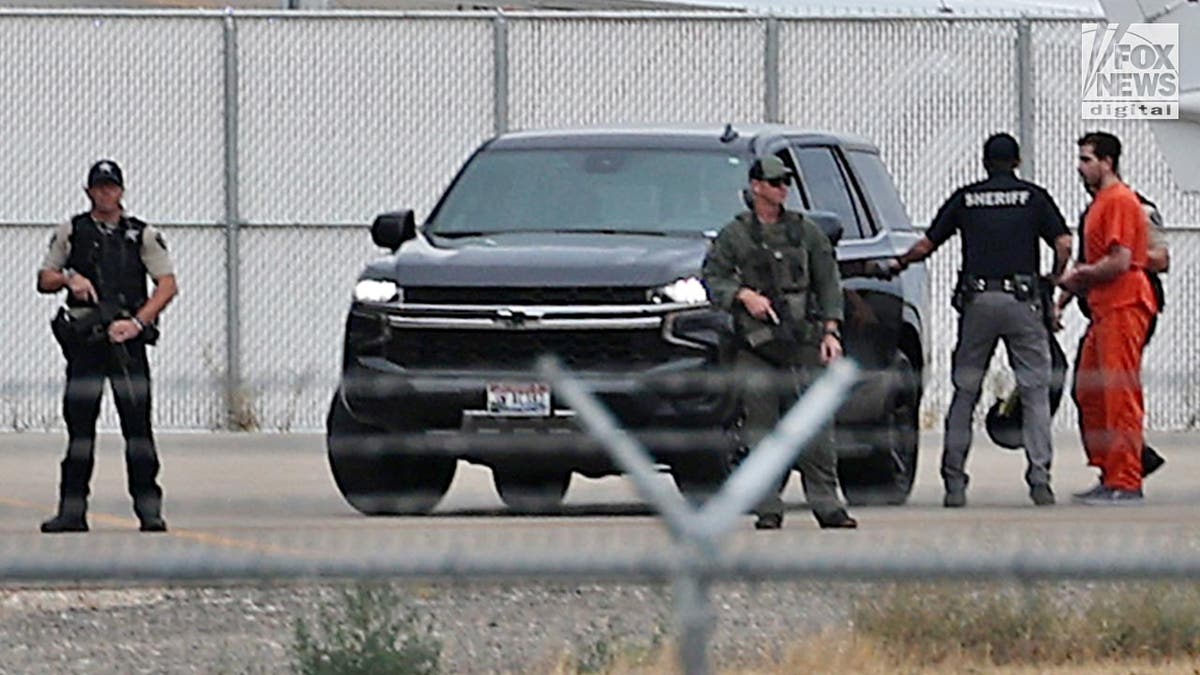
[328,125,930,514]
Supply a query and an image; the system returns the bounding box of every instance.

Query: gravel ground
[0,581,861,674]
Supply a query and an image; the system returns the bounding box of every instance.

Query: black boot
[754,512,783,530]
[814,508,858,529]
[133,493,167,533]
[41,496,88,533]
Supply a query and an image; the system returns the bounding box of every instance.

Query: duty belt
[965,274,1036,293]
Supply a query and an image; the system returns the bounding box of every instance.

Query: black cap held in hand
[87,160,124,188]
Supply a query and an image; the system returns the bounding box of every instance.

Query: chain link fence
[1,9,1198,431]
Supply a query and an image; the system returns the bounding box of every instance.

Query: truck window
[793,146,870,240]
[428,148,750,237]
[845,150,913,232]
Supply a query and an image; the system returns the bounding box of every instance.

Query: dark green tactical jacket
[702,209,843,347]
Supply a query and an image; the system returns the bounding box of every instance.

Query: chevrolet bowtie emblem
[496,308,526,324]
[495,308,544,325]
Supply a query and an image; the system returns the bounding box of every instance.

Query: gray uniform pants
[736,347,843,519]
[942,290,1053,492]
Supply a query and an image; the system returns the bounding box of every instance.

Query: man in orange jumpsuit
[1059,132,1158,504]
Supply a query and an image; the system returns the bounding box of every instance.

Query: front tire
[672,441,734,507]
[492,466,571,514]
[839,352,920,506]
[326,391,456,515]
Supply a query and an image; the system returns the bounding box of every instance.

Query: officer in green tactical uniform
[702,156,857,530]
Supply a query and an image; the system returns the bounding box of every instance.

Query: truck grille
[386,328,691,370]
[404,286,648,305]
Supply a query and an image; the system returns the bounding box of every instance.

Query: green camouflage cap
[748,156,795,181]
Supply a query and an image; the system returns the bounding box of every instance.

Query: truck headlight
[650,277,709,305]
[354,279,401,303]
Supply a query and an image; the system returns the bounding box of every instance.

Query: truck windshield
[427,148,750,237]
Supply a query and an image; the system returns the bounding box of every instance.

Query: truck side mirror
[371,210,416,251]
[806,210,844,246]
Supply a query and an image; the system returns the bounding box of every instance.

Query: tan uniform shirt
[40,217,174,279]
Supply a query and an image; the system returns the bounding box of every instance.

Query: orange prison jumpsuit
[1076,182,1158,492]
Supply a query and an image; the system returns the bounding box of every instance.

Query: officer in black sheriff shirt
[37,160,177,533]
[891,134,1072,507]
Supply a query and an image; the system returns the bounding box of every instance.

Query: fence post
[675,564,715,675]
[764,16,780,124]
[494,12,509,136]
[222,10,243,429]
[1017,19,1034,181]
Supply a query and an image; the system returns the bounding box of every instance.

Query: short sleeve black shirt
[925,170,1068,277]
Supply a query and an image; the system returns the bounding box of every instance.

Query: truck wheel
[839,352,919,506]
[326,391,456,515]
[492,467,571,514]
[672,447,732,507]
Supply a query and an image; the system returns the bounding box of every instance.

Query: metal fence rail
[2,9,1198,431]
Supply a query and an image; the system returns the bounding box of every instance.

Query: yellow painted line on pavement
[0,496,305,557]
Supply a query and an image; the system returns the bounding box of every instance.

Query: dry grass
[854,582,1200,666]
[766,632,1200,674]
[546,583,1200,675]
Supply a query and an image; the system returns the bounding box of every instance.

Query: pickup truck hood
[361,231,710,287]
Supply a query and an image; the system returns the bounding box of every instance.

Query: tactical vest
[742,216,812,324]
[64,213,149,313]
[731,214,820,352]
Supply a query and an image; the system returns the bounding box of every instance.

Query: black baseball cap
[983,133,1020,162]
[87,160,124,188]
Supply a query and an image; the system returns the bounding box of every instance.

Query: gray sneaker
[1078,486,1144,506]
[1071,483,1107,501]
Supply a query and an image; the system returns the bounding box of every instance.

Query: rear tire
[326,391,456,515]
[839,352,919,506]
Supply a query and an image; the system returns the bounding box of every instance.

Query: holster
[50,304,159,358]
[737,312,801,367]
[50,306,108,356]
[1038,275,1055,331]
[951,274,972,313]
[1010,274,1037,303]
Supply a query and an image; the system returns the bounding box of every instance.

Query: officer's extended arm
[895,236,935,270]
[893,192,959,273]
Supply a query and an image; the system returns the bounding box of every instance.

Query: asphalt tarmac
[1,430,1198,582]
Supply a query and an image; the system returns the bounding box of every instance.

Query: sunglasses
[765,176,792,188]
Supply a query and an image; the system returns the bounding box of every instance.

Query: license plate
[486,382,551,417]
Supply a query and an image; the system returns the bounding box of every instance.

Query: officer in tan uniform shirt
[37,160,177,533]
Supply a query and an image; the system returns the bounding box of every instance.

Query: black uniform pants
[60,340,162,517]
